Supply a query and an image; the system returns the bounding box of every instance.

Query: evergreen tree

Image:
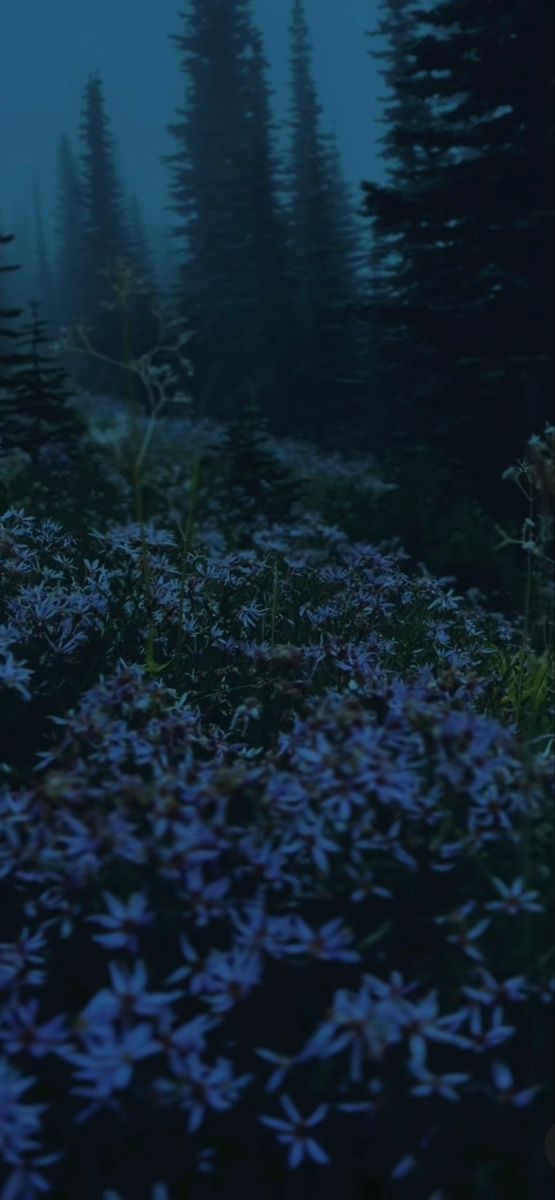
[2,298,85,465]
[0,232,27,397]
[164,0,293,422]
[53,134,87,336]
[122,195,160,371]
[125,196,158,293]
[77,71,132,396]
[9,206,34,315]
[239,26,296,423]
[361,0,554,511]
[31,175,56,325]
[356,0,432,453]
[222,386,301,536]
[286,0,363,438]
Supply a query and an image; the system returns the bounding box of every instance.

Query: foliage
[0,408,553,1198]
[0,300,86,465]
[219,390,302,541]
[360,0,553,512]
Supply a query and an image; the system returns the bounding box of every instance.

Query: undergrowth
[0,299,552,1200]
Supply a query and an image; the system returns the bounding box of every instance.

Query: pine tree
[122,195,160,372]
[78,71,132,396]
[2,298,85,465]
[286,0,363,438]
[356,0,433,453]
[53,134,87,335]
[9,205,34,315]
[222,386,301,535]
[31,175,56,325]
[238,26,296,422]
[0,232,27,397]
[164,0,293,422]
[125,196,158,293]
[361,0,554,511]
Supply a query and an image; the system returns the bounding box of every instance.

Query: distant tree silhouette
[31,174,56,326]
[285,0,363,438]
[125,196,158,294]
[0,231,27,398]
[122,194,161,373]
[164,0,293,423]
[222,387,301,536]
[238,25,296,425]
[77,71,132,396]
[1,297,85,465]
[53,135,87,334]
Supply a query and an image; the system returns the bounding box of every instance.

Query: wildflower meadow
[0,350,553,1200]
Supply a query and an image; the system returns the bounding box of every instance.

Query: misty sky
[1,0,386,268]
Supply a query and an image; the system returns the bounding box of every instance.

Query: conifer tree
[286,0,363,437]
[125,196,158,293]
[7,209,33,314]
[361,0,554,510]
[122,195,160,370]
[222,386,301,534]
[0,232,27,397]
[31,175,56,325]
[2,298,85,464]
[239,26,296,422]
[53,134,87,336]
[164,0,293,422]
[77,71,132,395]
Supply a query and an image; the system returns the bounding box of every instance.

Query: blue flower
[78,960,183,1027]
[60,1022,162,1122]
[409,1057,470,1102]
[489,1060,540,1107]
[85,890,154,952]
[0,1058,48,1160]
[0,1000,71,1060]
[287,917,361,964]
[0,1150,63,1200]
[259,1093,330,1169]
[485,876,545,917]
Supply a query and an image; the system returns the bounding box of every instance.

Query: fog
[0,0,385,272]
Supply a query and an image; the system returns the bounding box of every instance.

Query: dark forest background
[1,0,553,609]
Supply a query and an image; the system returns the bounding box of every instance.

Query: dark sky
[1,0,386,268]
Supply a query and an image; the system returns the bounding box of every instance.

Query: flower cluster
[0,424,552,1197]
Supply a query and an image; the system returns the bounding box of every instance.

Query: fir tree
[31,174,56,325]
[286,0,363,438]
[7,208,33,315]
[164,0,293,422]
[53,134,87,336]
[222,386,301,534]
[122,195,160,372]
[125,196,158,293]
[361,0,554,511]
[0,231,27,398]
[2,298,85,465]
[239,26,296,422]
[78,71,132,396]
